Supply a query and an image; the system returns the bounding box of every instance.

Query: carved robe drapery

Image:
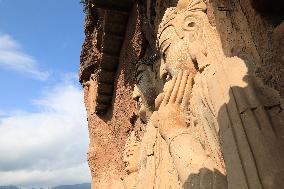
[135,123,181,189]
[193,58,284,189]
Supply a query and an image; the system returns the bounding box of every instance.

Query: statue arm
[152,71,226,188]
[167,131,215,185]
[151,71,200,184]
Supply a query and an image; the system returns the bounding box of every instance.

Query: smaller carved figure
[132,54,163,123]
[122,131,141,189]
[132,55,181,189]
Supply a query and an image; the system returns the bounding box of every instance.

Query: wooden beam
[92,0,134,11]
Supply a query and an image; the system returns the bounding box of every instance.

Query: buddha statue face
[157,0,208,80]
[132,56,163,123]
[123,132,140,174]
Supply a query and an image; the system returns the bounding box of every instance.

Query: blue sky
[0,0,91,187]
[0,0,84,112]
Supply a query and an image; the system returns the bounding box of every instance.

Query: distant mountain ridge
[51,183,91,189]
[0,186,20,189]
[0,183,91,189]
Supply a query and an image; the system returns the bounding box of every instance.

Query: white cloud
[0,78,91,187]
[0,33,49,80]
[0,163,90,188]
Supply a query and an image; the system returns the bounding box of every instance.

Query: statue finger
[181,74,193,110]
[161,75,177,107]
[176,70,189,105]
[169,71,183,103]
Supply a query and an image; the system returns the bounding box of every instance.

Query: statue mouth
[135,98,144,120]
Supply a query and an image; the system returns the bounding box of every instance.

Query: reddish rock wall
[82,4,144,188]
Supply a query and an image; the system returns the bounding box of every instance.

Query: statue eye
[183,16,199,31]
[183,20,197,31]
[165,74,172,82]
[161,71,172,83]
[188,21,196,28]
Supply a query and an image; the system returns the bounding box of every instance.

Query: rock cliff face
[80,0,283,188]
[80,1,144,188]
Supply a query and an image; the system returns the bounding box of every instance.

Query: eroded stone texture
[79,2,100,84]
[122,131,140,189]
[81,2,144,188]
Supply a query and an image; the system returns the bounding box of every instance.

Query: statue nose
[132,86,141,101]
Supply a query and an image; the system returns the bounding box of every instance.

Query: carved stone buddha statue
[152,0,284,188]
[122,131,141,189]
[131,55,182,189]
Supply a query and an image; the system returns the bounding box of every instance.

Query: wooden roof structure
[80,0,134,114]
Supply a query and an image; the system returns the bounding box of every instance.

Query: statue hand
[151,71,193,143]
